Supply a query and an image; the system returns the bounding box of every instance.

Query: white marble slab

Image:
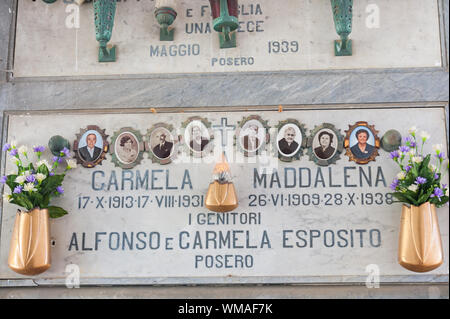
[0,106,448,283]
[13,0,442,77]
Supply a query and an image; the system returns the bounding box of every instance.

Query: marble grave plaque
[13,0,443,77]
[0,106,448,285]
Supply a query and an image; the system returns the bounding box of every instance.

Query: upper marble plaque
[13,0,443,78]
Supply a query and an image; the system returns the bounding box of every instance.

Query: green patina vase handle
[94,0,117,62]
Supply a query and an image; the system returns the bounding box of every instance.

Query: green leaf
[5,175,18,191]
[30,192,44,208]
[26,163,35,172]
[435,196,449,208]
[392,193,412,204]
[404,193,418,206]
[41,194,51,208]
[47,206,68,218]
[420,154,431,173]
[417,193,430,204]
[11,193,34,210]
[411,166,419,178]
[36,164,50,176]
[40,175,64,196]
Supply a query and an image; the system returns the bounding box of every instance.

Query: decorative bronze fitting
[8,208,51,276]
[380,129,402,152]
[398,202,444,273]
[330,0,353,56]
[205,153,238,213]
[209,0,239,49]
[155,0,178,41]
[94,0,117,62]
[48,135,70,157]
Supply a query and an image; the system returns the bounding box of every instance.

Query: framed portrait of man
[147,123,177,165]
[73,125,109,168]
[307,123,344,166]
[274,119,306,162]
[110,127,145,169]
[344,121,380,164]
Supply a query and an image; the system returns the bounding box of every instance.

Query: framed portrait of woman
[344,121,380,164]
[110,127,145,169]
[307,123,344,166]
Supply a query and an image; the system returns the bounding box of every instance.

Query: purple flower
[405,165,412,173]
[49,172,55,176]
[52,156,63,164]
[56,186,64,194]
[60,147,70,158]
[0,176,7,184]
[9,149,18,156]
[430,188,444,201]
[399,146,410,153]
[25,175,36,183]
[390,178,399,191]
[390,151,400,159]
[13,185,23,194]
[33,146,45,153]
[435,153,445,160]
[2,143,11,152]
[434,173,440,180]
[415,177,427,185]
[404,136,416,148]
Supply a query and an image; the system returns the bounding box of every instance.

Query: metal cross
[212,117,236,147]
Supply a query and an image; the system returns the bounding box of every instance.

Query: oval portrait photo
[78,130,104,163]
[115,132,139,165]
[239,119,265,153]
[185,121,210,153]
[277,124,302,157]
[313,129,338,161]
[150,127,174,160]
[349,127,376,160]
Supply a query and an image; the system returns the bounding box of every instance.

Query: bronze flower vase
[8,208,51,276]
[398,202,443,272]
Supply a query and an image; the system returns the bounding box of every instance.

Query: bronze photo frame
[344,121,380,165]
[307,123,344,166]
[73,125,109,168]
[110,127,145,169]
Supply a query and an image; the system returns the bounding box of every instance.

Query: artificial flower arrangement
[1,141,77,217]
[1,141,77,275]
[389,127,448,207]
[389,126,448,273]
